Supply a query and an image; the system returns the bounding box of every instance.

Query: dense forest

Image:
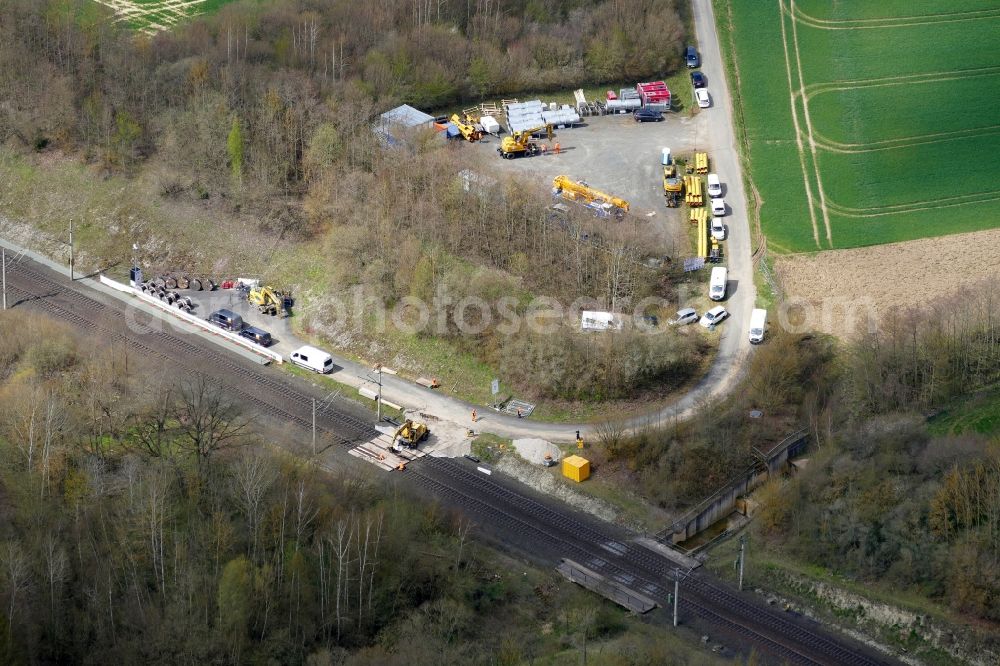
[0,311,726,664]
[0,0,697,402]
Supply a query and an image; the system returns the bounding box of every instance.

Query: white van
[749,308,767,343]
[709,266,727,301]
[711,197,726,216]
[290,346,334,374]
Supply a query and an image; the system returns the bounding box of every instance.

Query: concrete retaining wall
[664,430,808,544]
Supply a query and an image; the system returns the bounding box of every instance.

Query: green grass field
[91,0,237,32]
[716,0,1000,252]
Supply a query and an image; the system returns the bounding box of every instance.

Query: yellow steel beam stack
[695,152,709,174]
[697,212,708,258]
[684,175,703,206]
[689,207,708,226]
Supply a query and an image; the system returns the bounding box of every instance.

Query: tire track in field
[823,190,1000,219]
[778,0,821,249]
[790,5,1000,30]
[811,125,1000,155]
[788,0,833,247]
[801,65,1000,99]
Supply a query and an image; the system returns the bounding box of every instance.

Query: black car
[633,108,664,123]
[240,326,273,347]
[685,45,699,68]
[208,308,243,332]
[690,71,706,88]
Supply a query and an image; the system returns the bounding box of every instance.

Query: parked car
[711,197,726,216]
[239,326,273,347]
[290,346,334,374]
[700,306,729,328]
[669,308,699,326]
[633,108,664,122]
[711,217,725,241]
[690,71,706,88]
[695,88,711,108]
[707,173,722,197]
[685,45,699,68]
[207,308,243,332]
[749,308,767,344]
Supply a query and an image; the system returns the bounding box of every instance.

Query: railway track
[2,257,896,666]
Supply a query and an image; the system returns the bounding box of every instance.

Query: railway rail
[1,257,896,666]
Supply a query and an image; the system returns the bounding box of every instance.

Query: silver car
[699,306,729,328]
[669,307,699,326]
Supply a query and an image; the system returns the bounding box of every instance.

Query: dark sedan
[633,108,664,122]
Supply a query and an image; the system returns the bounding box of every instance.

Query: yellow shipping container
[562,455,591,482]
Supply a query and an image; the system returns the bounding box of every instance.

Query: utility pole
[738,535,746,591]
[2,248,6,311]
[69,219,74,281]
[673,578,679,627]
[312,398,317,455]
[374,364,383,422]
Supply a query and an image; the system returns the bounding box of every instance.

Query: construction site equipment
[543,454,557,468]
[689,207,709,226]
[391,419,429,452]
[684,175,704,207]
[498,124,553,159]
[694,152,709,174]
[553,175,630,218]
[697,213,709,259]
[663,164,683,207]
[449,113,482,142]
[562,455,591,483]
[709,237,723,263]
[248,285,288,316]
[636,81,671,110]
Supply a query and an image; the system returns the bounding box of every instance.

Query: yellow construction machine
[663,164,683,207]
[552,175,630,218]
[450,113,482,142]
[497,124,554,159]
[248,285,288,316]
[391,419,430,451]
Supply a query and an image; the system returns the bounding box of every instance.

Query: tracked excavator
[552,175,630,219]
[450,113,482,142]
[497,124,553,159]
[248,285,289,316]
[391,419,430,452]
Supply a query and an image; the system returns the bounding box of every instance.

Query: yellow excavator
[663,164,683,207]
[391,419,429,452]
[497,124,554,159]
[450,113,482,142]
[248,285,288,316]
[552,175,630,218]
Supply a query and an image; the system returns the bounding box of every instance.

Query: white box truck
[749,308,767,343]
[709,266,727,301]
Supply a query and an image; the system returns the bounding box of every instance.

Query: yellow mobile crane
[450,113,482,142]
[497,124,554,159]
[552,175,630,218]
